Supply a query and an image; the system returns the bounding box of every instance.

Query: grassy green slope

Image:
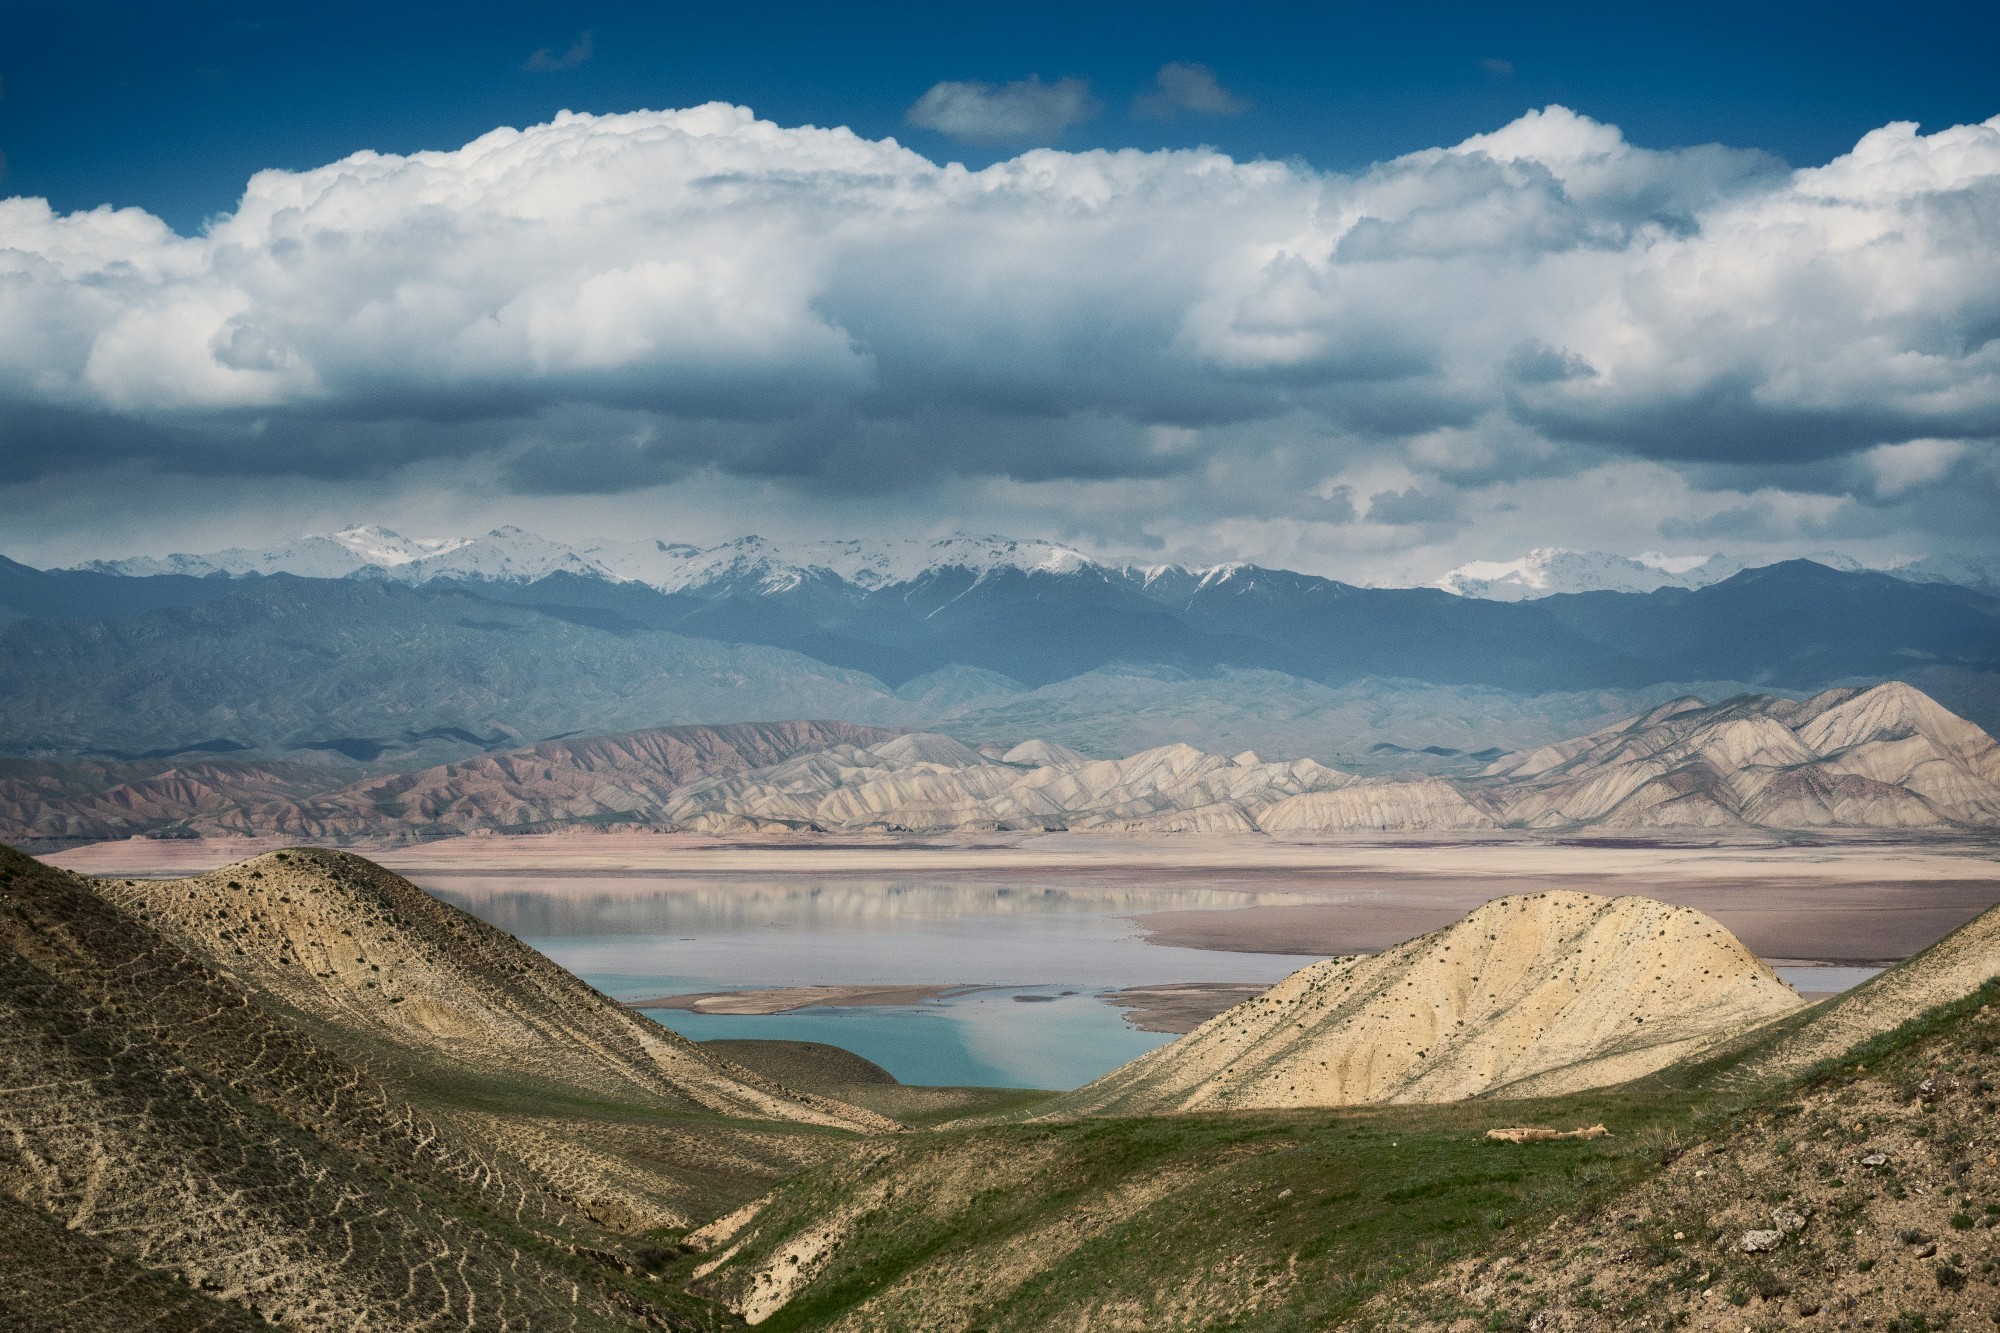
[689,1088,1699,1331]
[689,958,2000,1331]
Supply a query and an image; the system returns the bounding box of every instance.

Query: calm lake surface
[421,870,1888,1091]
[425,873,1312,1089]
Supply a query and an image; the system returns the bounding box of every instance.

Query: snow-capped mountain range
[1432,547,2000,599]
[70,526,2000,599]
[76,527,1101,595]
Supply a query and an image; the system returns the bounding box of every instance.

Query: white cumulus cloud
[0,101,1996,569]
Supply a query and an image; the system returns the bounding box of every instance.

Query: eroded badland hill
[0,844,888,1330]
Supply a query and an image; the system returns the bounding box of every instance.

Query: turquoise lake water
[423,873,1887,1091]
[427,873,1311,1089]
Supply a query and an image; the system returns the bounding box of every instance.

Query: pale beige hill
[1475,681,2000,830]
[93,847,887,1131]
[1053,892,1803,1116]
[1727,897,2000,1085]
[1254,777,1497,832]
[667,734,1361,833]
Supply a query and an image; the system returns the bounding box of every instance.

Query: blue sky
[2,1,1997,578]
[8,0,1996,231]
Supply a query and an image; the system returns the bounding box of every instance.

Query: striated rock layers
[1475,680,2000,830]
[1052,891,1805,1116]
[8,681,1996,843]
[664,736,1368,834]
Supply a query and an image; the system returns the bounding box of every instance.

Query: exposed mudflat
[52,832,1999,970]
[1103,982,1270,1033]
[624,983,969,1014]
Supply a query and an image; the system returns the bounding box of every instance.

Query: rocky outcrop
[1051,892,1804,1116]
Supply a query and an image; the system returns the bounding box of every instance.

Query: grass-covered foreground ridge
[1370,980,2000,1331]
[684,969,2000,1330]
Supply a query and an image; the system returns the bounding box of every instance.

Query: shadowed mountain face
[3,557,1995,767]
[0,843,883,1330]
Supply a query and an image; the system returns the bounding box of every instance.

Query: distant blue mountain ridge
[1,549,1994,764]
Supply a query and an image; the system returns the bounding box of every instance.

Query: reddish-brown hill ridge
[2,718,902,843]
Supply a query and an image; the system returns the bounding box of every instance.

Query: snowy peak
[1435,548,1753,600]
[1431,548,1902,600]
[73,528,1109,596]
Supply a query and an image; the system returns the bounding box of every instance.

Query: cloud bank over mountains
[3,102,1997,573]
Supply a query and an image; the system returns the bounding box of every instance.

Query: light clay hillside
[485,680,2000,835]
[1476,680,2000,829]
[1053,892,1804,1116]
[0,719,901,844]
[0,844,886,1330]
[1,846,731,1329]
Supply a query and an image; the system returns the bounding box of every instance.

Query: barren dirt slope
[91,847,888,1130]
[1054,892,1804,1116]
[0,845,739,1331]
[1728,899,2000,1087]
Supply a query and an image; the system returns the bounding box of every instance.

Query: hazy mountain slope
[0,845,751,1330]
[7,553,1998,768]
[1542,560,2000,687]
[1052,893,1802,1116]
[931,668,1808,769]
[0,553,247,621]
[0,576,902,759]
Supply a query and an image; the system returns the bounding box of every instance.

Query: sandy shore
[625,983,967,1014]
